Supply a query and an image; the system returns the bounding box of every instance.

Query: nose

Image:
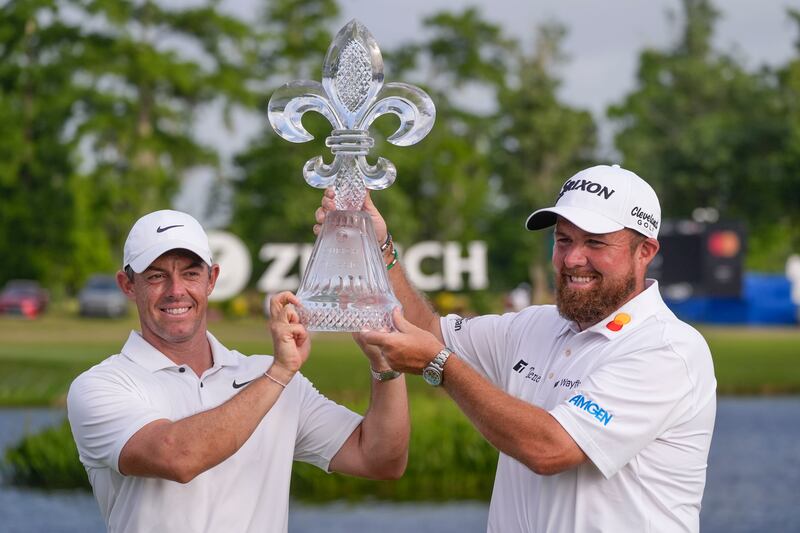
[561,244,588,269]
[164,274,189,299]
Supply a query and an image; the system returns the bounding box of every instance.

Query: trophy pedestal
[297,210,398,331]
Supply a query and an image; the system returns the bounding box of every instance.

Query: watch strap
[371,367,402,382]
[430,347,452,371]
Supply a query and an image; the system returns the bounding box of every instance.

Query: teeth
[570,276,593,284]
[164,307,189,315]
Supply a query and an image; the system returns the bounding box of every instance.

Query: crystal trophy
[268,19,435,331]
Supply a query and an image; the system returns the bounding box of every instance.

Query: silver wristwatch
[422,348,452,387]
[371,367,402,382]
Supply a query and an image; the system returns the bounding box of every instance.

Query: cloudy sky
[335,0,796,112]
[209,0,796,150]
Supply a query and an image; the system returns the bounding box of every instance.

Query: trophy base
[295,209,399,332]
[297,297,397,332]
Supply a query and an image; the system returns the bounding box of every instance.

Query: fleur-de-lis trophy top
[268,19,435,211]
[266,20,436,332]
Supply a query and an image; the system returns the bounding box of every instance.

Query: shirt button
[200,382,204,388]
[179,367,186,373]
[548,372,554,379]
[565,349,572,357]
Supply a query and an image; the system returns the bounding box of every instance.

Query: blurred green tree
[490,23,597,300]
[0,0,106,289]
[769,8,800,267]
[0,0,258,291]
[72,0,259,253]
[609,0,791,269]
[374,7,516,245]
[231,0,340,264]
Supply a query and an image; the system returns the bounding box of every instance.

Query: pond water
[1,398,799,533]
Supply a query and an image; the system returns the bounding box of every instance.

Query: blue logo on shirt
[568,394,613,426]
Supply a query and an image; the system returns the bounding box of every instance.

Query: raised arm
[327,333,410,479]
[118,292,308,483]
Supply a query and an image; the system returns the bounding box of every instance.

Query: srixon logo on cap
[557,179,616,200]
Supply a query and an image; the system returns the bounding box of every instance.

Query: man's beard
[556,267,636,326]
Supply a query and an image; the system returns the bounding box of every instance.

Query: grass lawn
[1,312,798,499]
[0,313,798,406]
[0,313,437,406]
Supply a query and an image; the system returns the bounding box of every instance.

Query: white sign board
[208,231,488,301]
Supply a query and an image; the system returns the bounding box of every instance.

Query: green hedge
[3,418,90,490]
[3,396,497,501]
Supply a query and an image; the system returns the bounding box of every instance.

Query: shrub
[4,396,497,501]
[3,419,90,490]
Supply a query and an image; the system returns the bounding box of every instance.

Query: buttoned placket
[536,329,574,404]
[196,365,228,407]
[541,329,594,409]
[174,365,214,406]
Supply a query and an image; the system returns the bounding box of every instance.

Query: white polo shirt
[441,280,716,533]
[67,331,362,533]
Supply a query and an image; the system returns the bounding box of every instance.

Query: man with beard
[318,164,716,533]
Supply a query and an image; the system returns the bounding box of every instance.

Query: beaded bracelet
[264,371,287,388]
[386,247,398,271]
[380,232,393,252]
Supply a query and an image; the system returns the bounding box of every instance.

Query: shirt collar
[121,330,240,373]
[584,278,663,340]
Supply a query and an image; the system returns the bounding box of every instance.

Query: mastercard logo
[606,313,631,332]
[707,231,741,258]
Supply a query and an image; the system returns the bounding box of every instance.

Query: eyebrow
[143,261,204,274]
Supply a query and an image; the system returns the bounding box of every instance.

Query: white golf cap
[526,164,661,238]
[123,210,213,273]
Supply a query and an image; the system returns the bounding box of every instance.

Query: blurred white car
[78,274,128,318]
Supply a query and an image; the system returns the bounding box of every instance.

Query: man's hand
[314,188,388,244]
[269,291,310,378]
[358,307,444,374]
[352,331,393,372]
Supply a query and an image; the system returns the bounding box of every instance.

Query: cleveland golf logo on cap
[630,206,659,232]
[557,178,616,201]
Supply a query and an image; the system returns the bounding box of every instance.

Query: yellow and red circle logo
[606,313,631,332]
[707,231,741,258]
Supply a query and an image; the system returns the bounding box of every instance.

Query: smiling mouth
[162,306,191,315]
[564,273,599,288]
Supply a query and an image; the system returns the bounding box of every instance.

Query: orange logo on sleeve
[606,313,631,332]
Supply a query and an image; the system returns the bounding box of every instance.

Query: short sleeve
[440,312,523,388]
[292,374,363,471]
[67,369,168,473]
[550,346,693,479]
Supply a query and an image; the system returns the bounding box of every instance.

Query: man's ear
[116,270,136,300]
[639,238,660,267]
[207,264,221,296]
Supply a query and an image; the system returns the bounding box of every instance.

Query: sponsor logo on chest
[512,359,541,383]
[552,377,582,390]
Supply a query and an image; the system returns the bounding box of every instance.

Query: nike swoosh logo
[156,224,184,233]
[232,378,255,389]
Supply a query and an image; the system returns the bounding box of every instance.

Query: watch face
[423,367,442,386]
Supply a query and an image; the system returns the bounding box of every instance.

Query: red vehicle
[0,279,49,318]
